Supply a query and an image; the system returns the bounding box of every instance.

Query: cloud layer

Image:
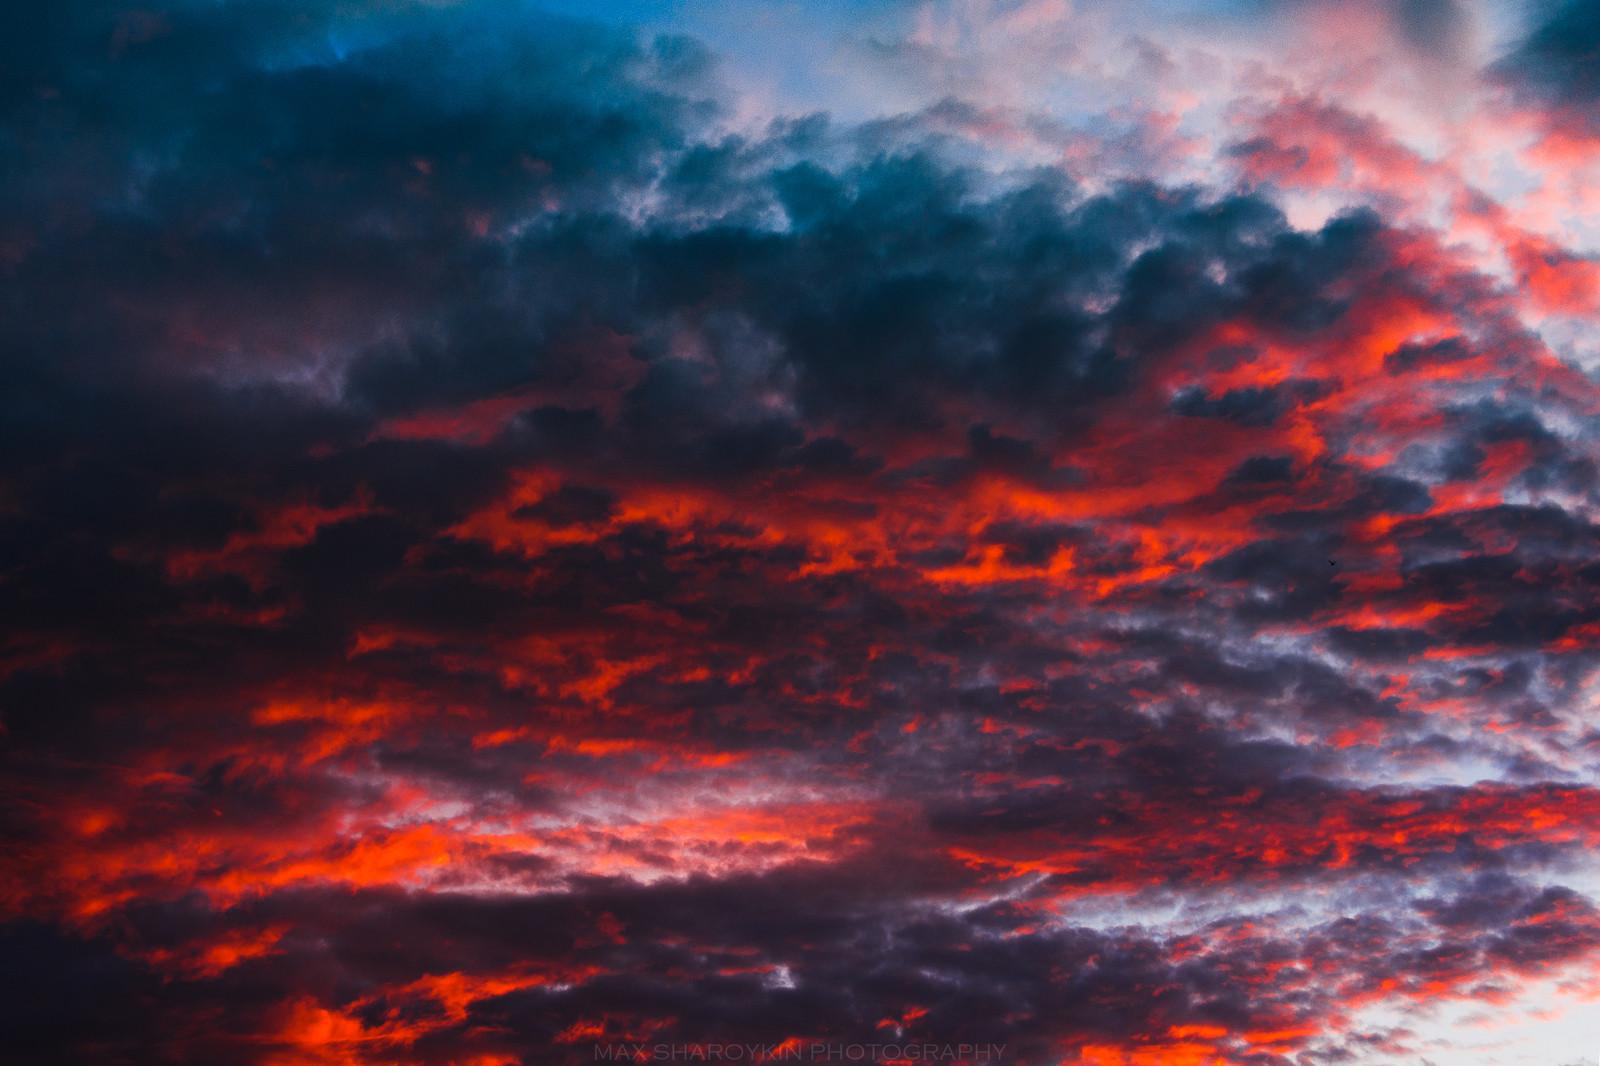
[3,2,1600,1064]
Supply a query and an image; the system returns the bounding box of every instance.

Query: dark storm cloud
[13,854,1598,1065]
[1171,379,1325,426]
[1383,334,1473,374]
[0,0,1418,490]
[1493,0,1600,132]
[1226,454,1296,483]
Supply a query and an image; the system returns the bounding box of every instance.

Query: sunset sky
[4,1,1600,1064]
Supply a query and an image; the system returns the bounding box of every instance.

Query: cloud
[3,2,1600,1065]
[1492,0,1600,134]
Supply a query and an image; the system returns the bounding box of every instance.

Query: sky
[3,1,1600,1064]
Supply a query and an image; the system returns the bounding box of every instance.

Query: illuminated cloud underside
[2,1,1600,1064]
